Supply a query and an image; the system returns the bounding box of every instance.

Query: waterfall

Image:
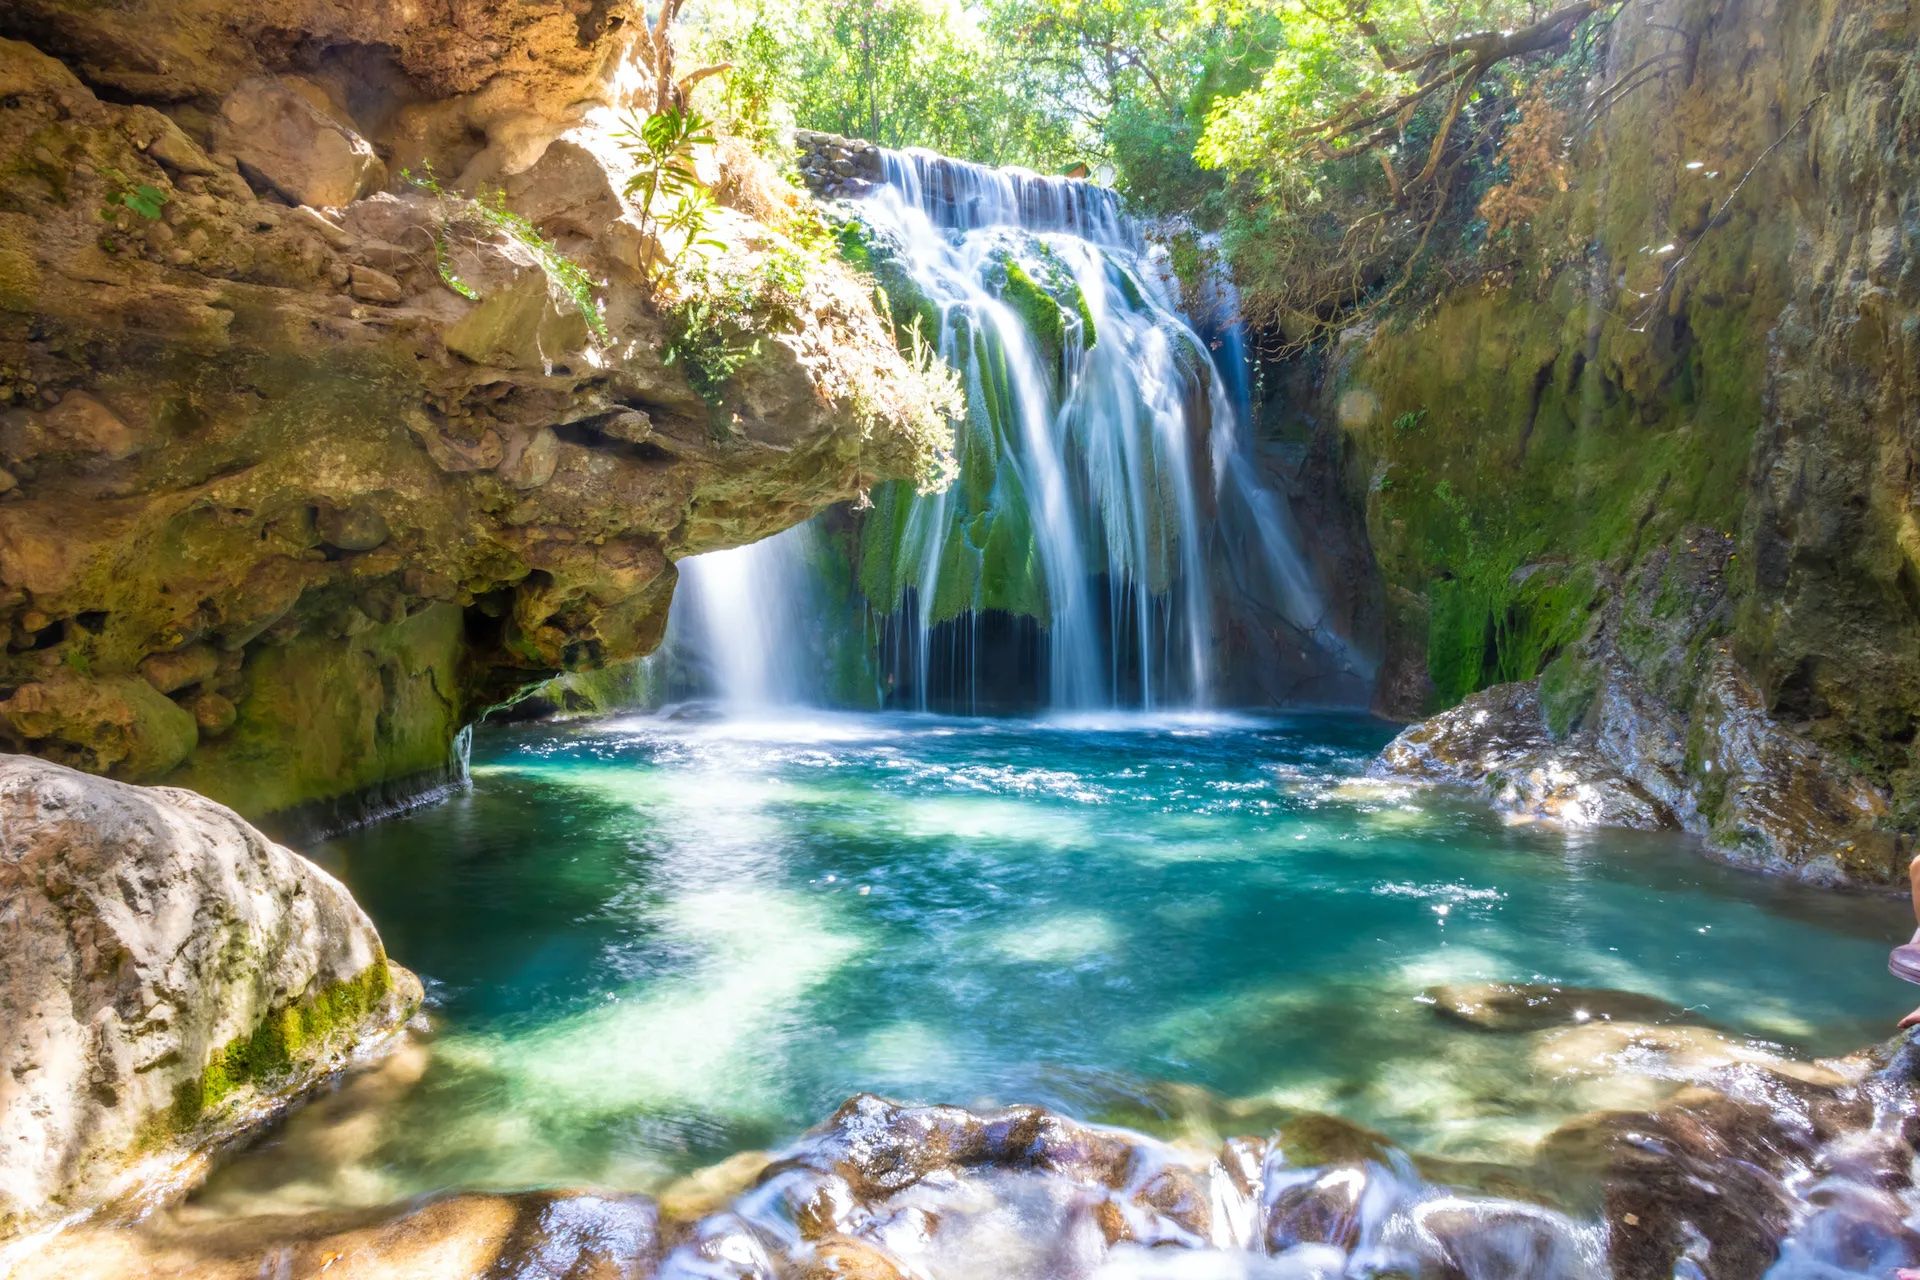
[665,148,1338,714]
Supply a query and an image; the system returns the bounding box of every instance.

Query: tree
[1196,0,1628,343]
[682,0,1077,168]
[640,0,735,112]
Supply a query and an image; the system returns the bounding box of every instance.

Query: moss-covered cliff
[1281,0,1919,884]
[0,3,953,826]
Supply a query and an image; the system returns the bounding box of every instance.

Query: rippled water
[194,712,1907,1216]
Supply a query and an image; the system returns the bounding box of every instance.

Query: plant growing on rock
[615,104,720,280]
[402,165,609,342]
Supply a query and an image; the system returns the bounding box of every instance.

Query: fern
[402,165,608,343]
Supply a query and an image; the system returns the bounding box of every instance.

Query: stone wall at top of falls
[1285,0,1920,886]
[0,2,951,826]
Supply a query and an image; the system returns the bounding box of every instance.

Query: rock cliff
[1282,0,1920,884]
[0,2,950,826]
[0,754,421,1238]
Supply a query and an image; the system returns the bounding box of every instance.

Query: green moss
[167,605,465,817]
[1355,271,1767,712]
[836,218,941,346]
[997,256,1067,371]
[1539,649,1602,737]
[159,958,396,1140]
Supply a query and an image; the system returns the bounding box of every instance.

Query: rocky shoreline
[9,1040,1917,1279]
[1370,655,1910,890]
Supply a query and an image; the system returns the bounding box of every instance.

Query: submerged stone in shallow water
[1427,982,1700,1033]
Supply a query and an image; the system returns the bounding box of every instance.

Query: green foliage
[664,266,766,407]
[433,236,479,300]
[403,165,608,341]
[615,105,722,282]
[682,0,1078,170]
[106,182,168,221]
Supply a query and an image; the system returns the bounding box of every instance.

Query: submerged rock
[14,1070,1918,1278]
[9,1190,659,1280]
[0,755,421,1237]
[1427,982,1700,1033]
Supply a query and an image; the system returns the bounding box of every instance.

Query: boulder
[0,756,420,1236]
[1372,681,1671,830]
[213,76,384,208]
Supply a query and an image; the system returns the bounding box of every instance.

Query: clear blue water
[196,712,1909,1213]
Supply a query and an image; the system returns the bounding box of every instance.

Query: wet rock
[798,1236,913,1280]
[9,1190,657,1280]
[0,755,421,1237]
[656,1149,771,1222]
[1540,1086,1809,1280]
[213,75,384,208]
[1372,681,1672,830]
[1427,982,1697,1033]
[1264,1166,1370,1252]
[1407,1197,1604,1279]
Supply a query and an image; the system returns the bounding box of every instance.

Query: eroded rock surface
[0,16,950,823]
[1374,648,1903,884]
[0,754,421,1237]
[1283,0,1920,886]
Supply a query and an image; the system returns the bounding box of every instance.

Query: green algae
[155,958,398,1142]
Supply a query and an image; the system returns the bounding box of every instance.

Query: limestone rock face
[0,754,421,1236]
[213,76,385,208]
[1285,0,1920,885]
[0,12,950,823]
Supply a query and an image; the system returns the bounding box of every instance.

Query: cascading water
[665,148,1342,714]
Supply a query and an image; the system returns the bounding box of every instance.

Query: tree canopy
[679,0,1628,341]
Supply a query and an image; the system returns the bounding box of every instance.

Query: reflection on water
[195,711,1907,1221]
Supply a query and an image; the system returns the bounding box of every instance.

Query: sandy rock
[347,264,403,304]
[138,644,220,695]
[213,76,385,208]
[0,756,421,1237]
[2,391,140,465]
[8,1190,657,1280]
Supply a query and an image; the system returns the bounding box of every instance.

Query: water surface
[197,712,1908,1213]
